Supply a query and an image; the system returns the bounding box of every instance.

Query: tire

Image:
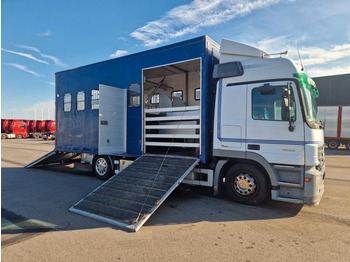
[93,155,114,180]
[1,134,7,139]
[327,140,339,150]
[16,134,23,139]
[224,163,269,205]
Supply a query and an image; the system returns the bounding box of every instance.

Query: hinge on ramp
[69,154,199,231]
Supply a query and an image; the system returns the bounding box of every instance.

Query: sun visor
[220,39,269,63]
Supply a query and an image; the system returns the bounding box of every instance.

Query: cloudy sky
[2,0,350,119]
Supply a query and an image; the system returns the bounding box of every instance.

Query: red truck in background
[29,120,42,138]
[318,105,350,150]
[42,120,56,140]
[1,119,55,139]
[37,121,46,133]
[7,120,28,139]
[1,119,11,139]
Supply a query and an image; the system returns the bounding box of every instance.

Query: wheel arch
[214,151,277,195]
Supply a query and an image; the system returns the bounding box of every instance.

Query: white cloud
[46,81,55,86]
[130,0,288,47]
[110,50,128,58]
[3,100,55,120]
[298,44,350,66]
[37,30,52,37]
[17,45,41,53]
[307,65,350,78]
[2,48,49,64]
[255,36,350,77]
[6,63,43,77]
[40,54,67,67]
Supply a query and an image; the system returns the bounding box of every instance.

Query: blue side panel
[55,36,220,163]
[201,39,220,163]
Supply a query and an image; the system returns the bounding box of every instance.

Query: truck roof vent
[213,61,244,79]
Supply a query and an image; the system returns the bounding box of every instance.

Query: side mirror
[283,83,295,132]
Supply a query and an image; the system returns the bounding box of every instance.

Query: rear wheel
[1,134,7,139]
[327,140,339,149]
[93,155,114,180]
[224,164,269,205]
[16,134,23,139]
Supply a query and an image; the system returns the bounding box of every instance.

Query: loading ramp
[25,151,81,168]
[69,154,199,232]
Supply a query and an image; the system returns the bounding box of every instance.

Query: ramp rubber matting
[69,154,199,231]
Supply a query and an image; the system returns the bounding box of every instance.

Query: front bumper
[303,163,325,205]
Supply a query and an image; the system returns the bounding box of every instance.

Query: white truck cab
[212,39,325,205]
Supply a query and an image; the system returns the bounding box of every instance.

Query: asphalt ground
[1,138,350,261]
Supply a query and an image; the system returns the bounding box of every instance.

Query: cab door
[246,81,304,166]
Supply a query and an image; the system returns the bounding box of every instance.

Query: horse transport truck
[27,36,325,231]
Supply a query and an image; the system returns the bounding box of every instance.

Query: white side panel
[99,84,127,155]
[220,82,247,150]
[341,106,350,138]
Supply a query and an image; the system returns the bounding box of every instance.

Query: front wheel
[16,134,23,139]
[327,140,339,149]
[93,155,114,180]
[224,164,269,205]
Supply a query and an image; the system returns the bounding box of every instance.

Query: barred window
[172,90,183,100]
[77,91,85,111]
[195,88,200,100]
[91,89,99,110]
[64,93,71,112]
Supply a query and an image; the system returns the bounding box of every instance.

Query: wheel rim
[329,141,337,148]
[233,173,257,196]
[95,158,108,176]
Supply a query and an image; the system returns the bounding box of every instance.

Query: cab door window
[252,85,296,121]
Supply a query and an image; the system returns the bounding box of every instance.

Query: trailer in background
[43,120,56,140]
[1,119,10,139]
[29,120,41,138]
[318,106,350,149]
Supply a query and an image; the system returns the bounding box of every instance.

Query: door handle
[248,144,260,150]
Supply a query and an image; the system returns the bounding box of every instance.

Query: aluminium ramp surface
[69,154,199,232]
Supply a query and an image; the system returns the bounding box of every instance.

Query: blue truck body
[55,35,220,163]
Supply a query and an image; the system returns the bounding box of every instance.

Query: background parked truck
[1,119,55,139]
[318,105,350,149]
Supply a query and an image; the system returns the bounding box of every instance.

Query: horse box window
[77,91,85,111]
[91,89,99,110]
[128,83,141,107]
[64,93,72,112]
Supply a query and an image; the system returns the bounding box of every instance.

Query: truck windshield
[294,73,321,127]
